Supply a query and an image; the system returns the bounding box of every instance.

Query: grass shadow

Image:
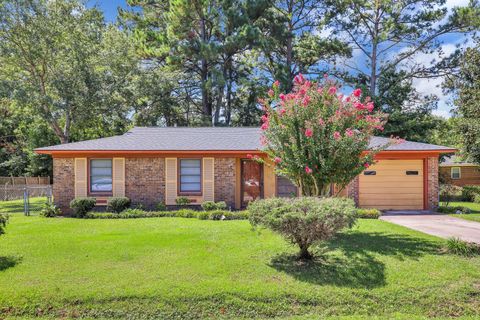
[269,251,385,288]
[270,231,441,288]
[0,256,22,271]
[328,231,441,261]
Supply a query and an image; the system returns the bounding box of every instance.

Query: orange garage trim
[359,159,425,210]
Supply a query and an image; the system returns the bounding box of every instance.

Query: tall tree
[258,0,350,91]
[448,39,480,163]
[0,0,137,144]
[124,0,270,125]
[326,0,479,140]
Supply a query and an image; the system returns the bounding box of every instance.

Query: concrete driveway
[380,213,480,243]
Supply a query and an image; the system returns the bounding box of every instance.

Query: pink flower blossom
[333,131,341,140]
[279,93,286,101]
[305,128,313,137]
[299,88,306,95]
[267,89,274,97]
[261,122,269,130]
[302,96,311,106]
[274,157,282,164]
[305,166,313,174]
[345,97,351,102]
[366,102,374,112]
[364,163,370,168]
[260,136,268,146]
[247,154,253,159]
[294,73,305,85]
[353,88,362,97]
[318,118,325,126]
[345,128,354,137]
[273,80,280,87]
[279,109,286,116]
[354,102,365,110]
[328,86,337,95]
[261,114,268,123]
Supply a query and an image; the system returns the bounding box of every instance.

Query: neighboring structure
[439,155,480,187]
[35,127,455,213]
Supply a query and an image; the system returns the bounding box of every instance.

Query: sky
[86,0,473,119]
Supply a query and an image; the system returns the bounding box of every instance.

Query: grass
[1,199,480,319]
[444,202,480,223]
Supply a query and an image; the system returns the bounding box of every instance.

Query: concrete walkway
[380,213,480,243]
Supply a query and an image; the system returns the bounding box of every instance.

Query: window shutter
[112,158,125,197]
[203,157,214,202]
[165,158,177,205]
[74,158,87,198]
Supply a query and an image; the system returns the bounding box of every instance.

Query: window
[406,171,419,175]
[364,171,376,175]
[90,159,112,193]
[451,167,461,179]
[179,159,201,194]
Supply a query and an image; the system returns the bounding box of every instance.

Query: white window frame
[451,167,461,180]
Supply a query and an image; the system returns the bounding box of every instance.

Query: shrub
[107,197,131,213]
[0,213,8,236]
[439,184,463,206]
[175,209,197,218]
[156,202,167,211]
[133,203,145,210]
[474,194,480,204]
[437,206,472,214]
[70,197,96,218]
[175,196,191,206]
[249,197,357,259]
[357,208,381,219]
[461,185,480,202]
[209,210,227,220]
[40,203,61,217]
[197,211,210,220]
[445,237,480,257]
[201,201,228,211]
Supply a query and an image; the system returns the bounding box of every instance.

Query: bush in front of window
[201,201,227,211]
[70,197,96,218]
[155,202,167,211]
[175,196,191,206]
[40,203,61,217]
[107,197,131,213]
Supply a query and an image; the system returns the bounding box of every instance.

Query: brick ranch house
[35,127,455,213]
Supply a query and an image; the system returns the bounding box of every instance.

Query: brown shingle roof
[35,127,456,152]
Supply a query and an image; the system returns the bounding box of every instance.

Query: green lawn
[1,200,480,319]
[445,202,480,223]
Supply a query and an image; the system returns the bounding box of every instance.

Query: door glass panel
[242,160,262,206]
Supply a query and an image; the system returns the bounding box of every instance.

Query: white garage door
[359,159,424,210]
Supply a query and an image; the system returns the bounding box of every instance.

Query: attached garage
[359,159,425,210]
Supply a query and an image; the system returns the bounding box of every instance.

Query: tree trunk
[200,16,211,125]
[298,245,312,260]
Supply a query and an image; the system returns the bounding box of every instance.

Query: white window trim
[451,167,461,179]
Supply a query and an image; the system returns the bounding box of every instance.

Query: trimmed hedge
[70,197,96,218]
[84,209,249,220]
[437,206,472,214]
[107,197,131,213]
[356,208,381,219]
[201,201,228,211]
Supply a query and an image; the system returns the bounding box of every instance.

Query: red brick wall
[125,157,165,209]
[427,157,439,210]
[53,158,75,214]
[214,158,236,208]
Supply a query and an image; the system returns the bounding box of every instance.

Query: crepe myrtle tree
[256,74,402,196]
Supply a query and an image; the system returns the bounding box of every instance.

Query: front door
[241,159,263,207]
